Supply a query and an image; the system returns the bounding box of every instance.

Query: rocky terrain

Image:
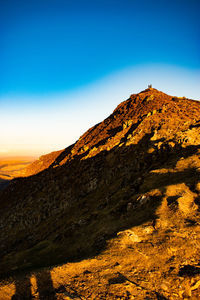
[0,88,200,299]
[20,150,63,177]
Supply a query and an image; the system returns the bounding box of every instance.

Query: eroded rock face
[0,88,200,281]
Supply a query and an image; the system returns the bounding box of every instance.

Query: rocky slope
[20,150,63,177]
[1,88,200,299]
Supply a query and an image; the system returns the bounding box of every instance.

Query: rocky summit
[1,88,200,299]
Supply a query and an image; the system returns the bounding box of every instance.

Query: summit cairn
[148,84,152,88]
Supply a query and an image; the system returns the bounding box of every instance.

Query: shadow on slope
[0,178,10,191]
[0,132,200,281]
[11,270,57,300]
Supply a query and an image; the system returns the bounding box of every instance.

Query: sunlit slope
[21,150,64,177]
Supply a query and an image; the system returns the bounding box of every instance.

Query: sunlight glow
[0,64,199,157]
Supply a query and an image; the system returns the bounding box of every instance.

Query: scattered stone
[83,270,92,275]
[108,274,126,285]
[179,265,200,277]
[191,280,200,290]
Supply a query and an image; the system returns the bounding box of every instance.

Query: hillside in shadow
[0,131,200,279]
[0,88,200,299]
[0,178,10,190]
[1,136,200,298]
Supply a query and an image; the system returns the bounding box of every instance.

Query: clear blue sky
[0,0,200,156]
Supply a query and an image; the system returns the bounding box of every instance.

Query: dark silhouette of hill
[0,179,9,190]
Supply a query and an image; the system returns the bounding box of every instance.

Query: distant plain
[0,157,36,180]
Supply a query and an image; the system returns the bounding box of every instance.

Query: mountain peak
[137,87,167,97]
[139,87,158,93]
[17,89,199,176]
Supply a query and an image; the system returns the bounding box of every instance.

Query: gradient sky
[0,0,200,157]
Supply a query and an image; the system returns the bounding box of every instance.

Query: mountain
[1,88,200,299]
[20,150,63,177]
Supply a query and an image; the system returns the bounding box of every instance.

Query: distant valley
[0,157,35,181]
